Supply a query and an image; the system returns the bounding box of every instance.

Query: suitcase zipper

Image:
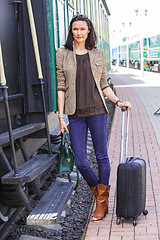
[125,159,134,218]
[125,164,129,217]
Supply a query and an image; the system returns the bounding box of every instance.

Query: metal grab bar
[0,93,23,103]
[0,41,18,175]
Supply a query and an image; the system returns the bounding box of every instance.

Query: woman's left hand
[117,101,131,111]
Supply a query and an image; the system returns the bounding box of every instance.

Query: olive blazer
[56,47,109,115]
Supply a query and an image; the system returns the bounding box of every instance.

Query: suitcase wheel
[133,219,137,226]
[116,217,121,225]
[143,210,148,216]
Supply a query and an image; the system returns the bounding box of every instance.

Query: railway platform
[83,67,160,240]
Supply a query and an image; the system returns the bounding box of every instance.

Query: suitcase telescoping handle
[120,107,130,163]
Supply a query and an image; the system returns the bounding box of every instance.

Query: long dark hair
[64,15,97,50]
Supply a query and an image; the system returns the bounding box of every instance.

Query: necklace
[75,49,88,55]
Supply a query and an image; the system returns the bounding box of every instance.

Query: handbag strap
[62,131,79,190]
[61,130,70,146]
[67,147,79,190]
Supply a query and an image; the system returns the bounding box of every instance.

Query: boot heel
[104,204,108,216]
[106,205,108,214]
[106,200,109,214]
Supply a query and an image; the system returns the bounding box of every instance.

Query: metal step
[27,180,74,225]
[0,122,45,146]
[1,154,57,184]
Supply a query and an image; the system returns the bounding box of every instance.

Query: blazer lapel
[72,45,77,69]
[88,49,96,67]
[67,48,77,86]
[88,49,97,81]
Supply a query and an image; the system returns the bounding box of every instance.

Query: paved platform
[84,67,160,240]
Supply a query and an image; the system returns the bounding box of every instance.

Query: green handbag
[58,130,79,189]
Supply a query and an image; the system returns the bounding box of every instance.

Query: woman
[56,15,131,222]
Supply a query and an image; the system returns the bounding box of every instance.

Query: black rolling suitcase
[116,107,148,226]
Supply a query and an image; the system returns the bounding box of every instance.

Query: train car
[119,45,127,67]
[128,39,148,70]
[112,47,117,65]
[113,34,160,72]
[0,0,110,223]
[129,41,140,68]
[148,35,160,72]
[128,37,160,72]
[143,38,149,71]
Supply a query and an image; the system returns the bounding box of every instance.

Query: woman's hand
[59,118,69,133]
[103,87,132,111]
[117,101,131,111]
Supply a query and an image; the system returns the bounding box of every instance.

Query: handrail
[0,42,6,86]
[0,41,18,175]
[0,85,18,174]
[26,0,43,79]
[0,93,23,103]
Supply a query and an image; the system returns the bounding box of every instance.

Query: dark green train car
[0,0,111,222]
[116,34,160,72]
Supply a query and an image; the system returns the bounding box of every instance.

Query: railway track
[0,207,24,240]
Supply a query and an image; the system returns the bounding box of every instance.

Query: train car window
[68,3,74,24]
[86,0,91,19]
[94,0,99,34]
[73,0,78,15]
[80,0,84,14]
[53,0,60,50]
[91,0,96,29]
[90,0,93,22]
[97,1,101,38]
[84,0,88,15]
[77,0,81,14]
[58,1,66,47]
[69,0,73,6]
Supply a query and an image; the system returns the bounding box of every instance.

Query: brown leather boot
[90,185,98,198]
[90,185,98,217]
[91,184,110,222]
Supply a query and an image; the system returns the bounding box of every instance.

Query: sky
[106,0,160,47]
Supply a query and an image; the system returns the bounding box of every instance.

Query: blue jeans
[68,114,110,187]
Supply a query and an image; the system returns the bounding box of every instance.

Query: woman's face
[72,20,90,45]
